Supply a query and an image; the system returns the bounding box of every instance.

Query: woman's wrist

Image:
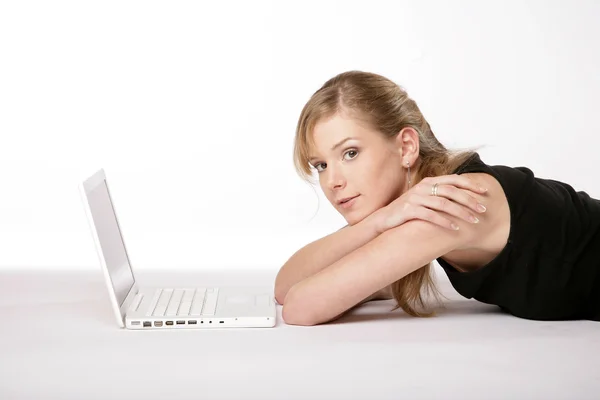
[361,208,384,236]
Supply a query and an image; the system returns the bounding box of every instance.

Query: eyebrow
[308,137,357,163]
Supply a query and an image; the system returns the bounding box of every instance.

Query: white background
[1,0,599,271]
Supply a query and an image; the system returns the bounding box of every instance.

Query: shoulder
[459,172,507,208]
[450,172,511,253]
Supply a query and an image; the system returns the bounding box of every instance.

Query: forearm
[274,213,380,304]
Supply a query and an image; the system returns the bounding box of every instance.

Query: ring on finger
[432,183,439,196]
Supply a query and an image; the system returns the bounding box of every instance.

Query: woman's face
[309,113,407,226]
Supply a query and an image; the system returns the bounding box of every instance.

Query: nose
[326,165,346,191]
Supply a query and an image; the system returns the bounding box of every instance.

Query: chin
[338,199,381,226]
[344,211,371,227]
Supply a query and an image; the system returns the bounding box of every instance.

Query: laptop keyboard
[145,288,219,317]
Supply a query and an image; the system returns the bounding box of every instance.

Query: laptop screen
[85,179,135,307]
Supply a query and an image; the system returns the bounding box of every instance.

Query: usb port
[143,321,151,327]
[154,321,163,327]
[188,320,197,325]
[176,320,185,325]
[166,321,174,326]
[131,321,141,326]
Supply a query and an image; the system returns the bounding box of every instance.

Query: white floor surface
[0,268,598,400]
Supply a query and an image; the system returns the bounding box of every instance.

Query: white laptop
[79,168,276,329]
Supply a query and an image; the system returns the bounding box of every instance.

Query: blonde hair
[293,70,479,317]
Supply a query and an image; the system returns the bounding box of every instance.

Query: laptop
[79,168,277,329]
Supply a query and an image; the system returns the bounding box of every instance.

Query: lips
[338,195,359,205]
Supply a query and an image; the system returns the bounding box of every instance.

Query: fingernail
[480,187,488,192]
[470,216,479,223]
[477,204,487,212]
[451,223,460,230]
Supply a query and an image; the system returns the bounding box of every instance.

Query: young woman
[274,70,600,326]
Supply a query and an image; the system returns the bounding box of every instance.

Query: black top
[436,153,600,321]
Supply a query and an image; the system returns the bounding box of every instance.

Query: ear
[394,127,420,167]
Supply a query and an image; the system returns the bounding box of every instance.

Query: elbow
[274,291,286,306]
[281,287,317,326]
[282,305,316,326]
[273,276,289,306]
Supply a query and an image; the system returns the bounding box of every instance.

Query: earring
[406,161,411,188]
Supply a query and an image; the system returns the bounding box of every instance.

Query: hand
[372,174,488,234]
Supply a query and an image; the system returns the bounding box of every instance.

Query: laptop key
[128,293,144,314]
[202,288,219,316]
[177,289,195,316]
[153,288,173,317]
[190,288,207,316]
[146,289,163,317]
[166,289,184,316]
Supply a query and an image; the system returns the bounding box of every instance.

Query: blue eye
[312,149,358,174]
